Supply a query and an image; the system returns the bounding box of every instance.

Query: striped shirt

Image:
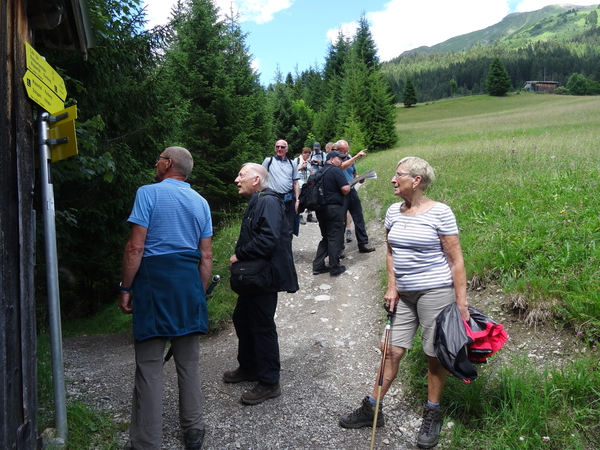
[385,202,458,291]
[128,178,212,257]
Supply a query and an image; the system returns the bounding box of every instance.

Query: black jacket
[434,303,508,383]
[235,188,299,293]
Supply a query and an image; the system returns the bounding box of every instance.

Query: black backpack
[298,165,331,213]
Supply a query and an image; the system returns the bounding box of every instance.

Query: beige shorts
[382,286,456,357]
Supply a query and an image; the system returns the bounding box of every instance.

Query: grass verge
[358,92,600,342]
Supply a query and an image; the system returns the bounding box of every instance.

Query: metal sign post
[37,111,68,443]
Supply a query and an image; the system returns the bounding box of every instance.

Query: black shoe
[358,244,375,253]
[223,367,258,383]
[417,404,443,449]
[330,265,346,277]
[184,428,205,450]
[307,214,318,223]
[339,396,385,429]
[313,266,331,275]
[241,382,281,405]
[339,248,346,259]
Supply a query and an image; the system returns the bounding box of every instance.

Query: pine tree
[486,57,512,96]
[353,14,379,70]
[166,0,271,217]
[402,77,418,107]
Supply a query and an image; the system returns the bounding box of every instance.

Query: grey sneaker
[184,428,205,450]
[339,396,384,429]
[417,404,443,449]
[300,214,307,225]
[345,229,353,243]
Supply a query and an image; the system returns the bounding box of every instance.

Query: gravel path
[64,208,580,449]
[63,213,435,449]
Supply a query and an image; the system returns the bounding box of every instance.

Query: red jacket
[434,304,508,383]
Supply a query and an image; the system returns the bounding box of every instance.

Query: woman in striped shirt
[339,157,469,449]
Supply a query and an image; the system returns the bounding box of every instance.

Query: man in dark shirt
[312,151,351,277]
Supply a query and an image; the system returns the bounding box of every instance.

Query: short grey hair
[164,146,193,179]
[397,157,435,190]
[242,163,270,189]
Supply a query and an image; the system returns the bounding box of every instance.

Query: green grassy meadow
[361,93,600,340]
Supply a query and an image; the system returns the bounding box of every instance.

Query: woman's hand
[384,287,399,312]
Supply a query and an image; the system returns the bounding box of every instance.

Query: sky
[143,0,600,84]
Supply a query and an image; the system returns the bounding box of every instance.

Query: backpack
[298,165,331,213]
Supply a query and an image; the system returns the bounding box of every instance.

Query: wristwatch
[119,282,132,292]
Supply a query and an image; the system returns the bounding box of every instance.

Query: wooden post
[0,0,39,448]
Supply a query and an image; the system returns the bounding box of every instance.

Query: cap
[326,151,343,161]
[313,142,321,150]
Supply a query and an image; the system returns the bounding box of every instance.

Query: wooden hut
[523,81,560,93]
[0,1,92,448]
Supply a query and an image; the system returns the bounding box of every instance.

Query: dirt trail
[63,210,585,449]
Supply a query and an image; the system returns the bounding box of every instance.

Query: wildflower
[577,332,583,336]
[560,210,565,214]
[519,437,525,441]
[542,436,550,442]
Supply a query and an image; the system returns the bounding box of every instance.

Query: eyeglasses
[156,155,170,163]
[275,145,287,149]
[393,172,411,179]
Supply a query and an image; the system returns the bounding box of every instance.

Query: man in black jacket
[224,163,299,405]
[312,151,351,277]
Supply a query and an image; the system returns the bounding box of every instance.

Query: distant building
[523,81,559,93]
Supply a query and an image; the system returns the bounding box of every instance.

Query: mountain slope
[393,4,598,60]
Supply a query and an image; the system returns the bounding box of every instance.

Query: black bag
[298,165,330,213]
[230,259,272,295]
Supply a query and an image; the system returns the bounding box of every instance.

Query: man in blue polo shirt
[119,146,213,450]
[262,139,300,235]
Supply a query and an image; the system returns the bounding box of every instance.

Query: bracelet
[119,282,132,292]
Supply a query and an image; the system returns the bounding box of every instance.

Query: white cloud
[144,0,294,27]
[326,21,359,44]
[368,0,513,61]
[216,0,295,24]
[251,57,260,73]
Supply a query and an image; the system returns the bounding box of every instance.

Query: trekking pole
[163,275,220,365]
[369,304,394,450]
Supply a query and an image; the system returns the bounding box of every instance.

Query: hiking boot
[416,404,443,449]
[184,428,205,450]
[223,367,258,383]
[345,229,353,243]
[330,265,346,277]
[358,244,375,253]
[313,266,331,275]
[241,382,281,405]
[300,214,307,225]
[307,214,318,223]
[339,396,385,429]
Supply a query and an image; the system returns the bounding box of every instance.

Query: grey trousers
[129,334,205,450]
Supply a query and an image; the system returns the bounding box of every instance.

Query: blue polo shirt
[128,178,212,257]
